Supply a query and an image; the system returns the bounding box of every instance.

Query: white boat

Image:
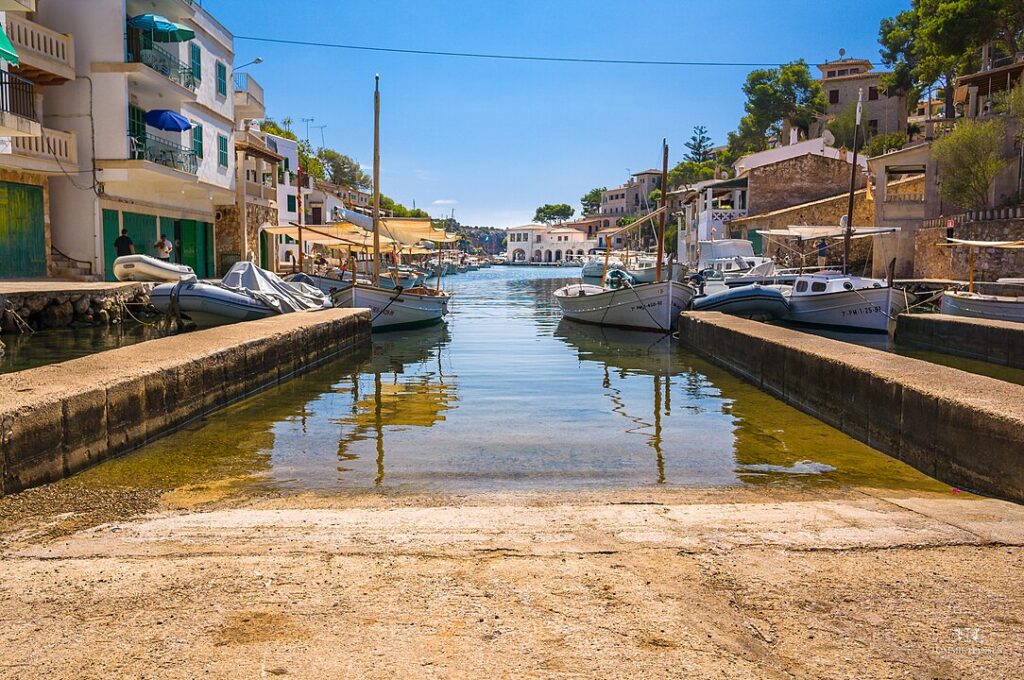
[554,280,694,332]
[582,254,623,278]
[113,254,193,283]
[332,284,450,330]
[152,262,330,327]
[624,255,671,284]
[940,290,1024,323]
[697,239,773,275]
[781,273,910,332]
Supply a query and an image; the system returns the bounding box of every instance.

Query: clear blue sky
[204,0,910,228]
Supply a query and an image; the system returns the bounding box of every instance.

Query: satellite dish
[822,130,836,146]
[839,48,846,58]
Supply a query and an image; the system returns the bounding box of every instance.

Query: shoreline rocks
[0,285,154,335]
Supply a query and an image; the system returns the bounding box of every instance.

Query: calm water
[0,323,171,374]
[70,267,947,495]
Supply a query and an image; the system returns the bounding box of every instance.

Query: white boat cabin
[697,239,772,273]
[787,273,885,297]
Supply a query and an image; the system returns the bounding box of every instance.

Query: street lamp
[234,57,264,71]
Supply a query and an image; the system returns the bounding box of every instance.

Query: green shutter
[192,123,203,158]
[216,62,227,96]
[287,194,296,212]
[128,105,147,157]
[218,134,228,167]
[190,43,201,82]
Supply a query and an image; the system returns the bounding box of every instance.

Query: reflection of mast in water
[652,375,665,484]
[374,371,384,487]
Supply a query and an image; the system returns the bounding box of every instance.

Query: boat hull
[150,282,277,326]
[940,290,1024,323]
[691,284,790,321]
[624,264,670,284]
[553,281,694,332]
[785,286,908,332]
[333,285,449,330]
[113,255,193,283]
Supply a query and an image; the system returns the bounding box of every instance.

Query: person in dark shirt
[114,229,135,257]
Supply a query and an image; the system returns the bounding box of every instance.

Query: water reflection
[65,268,947,496]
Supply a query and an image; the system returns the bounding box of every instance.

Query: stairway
[51,247,100,282]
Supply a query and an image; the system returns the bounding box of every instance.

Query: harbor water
[66,267,946,496]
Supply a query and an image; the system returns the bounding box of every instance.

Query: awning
[756,226,900,242]
[378,217,460,245]
[261,223,402,250]
[144,109,192,132]
[0,22,19,66]
[708,176,748,190]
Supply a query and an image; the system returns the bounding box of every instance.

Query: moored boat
[553,279,694,332]
[113,254,194,283]
[781,273,910,332]
[690,284,789,321]
[331,283,450,330]
[940,290,1024,323]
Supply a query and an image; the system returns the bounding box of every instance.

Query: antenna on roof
[839,48,846,58]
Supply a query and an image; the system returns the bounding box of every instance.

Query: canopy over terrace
[377,218,460,246]
[756,226,900,242]
[261,223,401,252]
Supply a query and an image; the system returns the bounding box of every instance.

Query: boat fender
[179,273,198,284]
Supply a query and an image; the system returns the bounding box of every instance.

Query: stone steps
[50,248,99,282]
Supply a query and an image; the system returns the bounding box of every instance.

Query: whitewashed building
[43,0,236,279]
[505,223,594,263]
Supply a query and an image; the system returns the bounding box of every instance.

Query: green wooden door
[259,230,270,269]
[179,219,198,270]
[123,212,158,259]
[102,209,120,281]
[204,222,215,277]
[0,181,46,278]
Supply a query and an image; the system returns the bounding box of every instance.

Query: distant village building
[815,56,907,138]
[504,223,594,264]
[600,170,662,217]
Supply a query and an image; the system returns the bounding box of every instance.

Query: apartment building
[42,0,236,280]
[0,0,78,277]
[816,55,907,137]
[599,169,661,217]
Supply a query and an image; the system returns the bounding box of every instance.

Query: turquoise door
[102,209,119,281]
[0,181,46,278]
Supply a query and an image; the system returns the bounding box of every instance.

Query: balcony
[130,134,198,175]
[4,127,77,172]
[6,13,75,84]
[0,69,41,137]
[129,44,196,92]
[246,180,277,203]
[233,72,264,120]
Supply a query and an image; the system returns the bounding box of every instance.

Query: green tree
[932,118,1008,209]
[534,203,574,224]
[581,187,605,215]
[318,148,371,189]
[648,188,662,206]
[684,125,714,162]
[727,60,826,157]
[826,101,872,150]
[667,160,715,189]
[866,131,908,157]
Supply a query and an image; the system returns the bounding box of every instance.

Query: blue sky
[205,0,910,228]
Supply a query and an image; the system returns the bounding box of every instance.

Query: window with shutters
[192,123,203,158]
[190,44,202,82]
[216,61,227,97]
[218,134,228,167]
[868,86,879,101]
[287,194,297,212]
[829,89,840,105]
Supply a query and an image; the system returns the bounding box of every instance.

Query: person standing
[113,229,135,257]
[153,234,173,262]
[815,238,828,270]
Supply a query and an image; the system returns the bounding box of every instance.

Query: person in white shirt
[153,234,173,261]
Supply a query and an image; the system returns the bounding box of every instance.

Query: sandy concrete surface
[0,485,1021,679]
[0,281,145,295]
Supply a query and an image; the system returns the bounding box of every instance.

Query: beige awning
[940,238,1024,248]
[378,217,460,245]
[261,223,400,248]
[756,226,900,242]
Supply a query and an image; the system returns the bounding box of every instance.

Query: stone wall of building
[0,168,52,276]
[247,203,278,263]
[914,218,1024,281]
[214,205,241,275]
[747,154,865,216]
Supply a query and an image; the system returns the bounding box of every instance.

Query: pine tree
[684,125,714,163]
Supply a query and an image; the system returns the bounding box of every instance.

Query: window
[811,282,827,292]
[191,123,203,158]
[287,194,296,212]
[216,61,227,97]
[868,86,879,101]
[795,281,808,293]
[128,104,146,153]
[217,134,228,167]
[190,43,201,82]
[837,68,848,76]
[284,157,290,171]
[829,89,840,105]
[827,70,836,77]
[868,119,879,134]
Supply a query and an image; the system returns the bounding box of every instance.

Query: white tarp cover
[755,226,900,242]
[220,261,331,313]
[942,238,1024,248]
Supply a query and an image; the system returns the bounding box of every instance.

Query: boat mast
[372,74,381,284]
[656,139,668,283]
[843,87,863,274]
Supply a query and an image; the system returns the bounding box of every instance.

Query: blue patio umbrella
[127,14,195,42]
[144,109,192,132]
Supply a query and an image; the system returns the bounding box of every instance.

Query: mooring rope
[371,285,405,323]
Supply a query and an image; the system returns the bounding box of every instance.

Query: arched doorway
[512,248,525,262]
[545,250,553,262]
[554,249,562,261]
[533,249,542,262]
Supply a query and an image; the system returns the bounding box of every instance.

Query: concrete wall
[914,219,1024,280]
[895,313,1024,369]
[678,312,1024,503]
[0,308,370,495]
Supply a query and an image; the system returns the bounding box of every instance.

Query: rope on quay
[3,300,33,335]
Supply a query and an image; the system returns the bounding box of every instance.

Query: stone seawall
[678,312,1024,503]
[895,313,1024,369]
[0,308,370,495]
[0,282,151,334]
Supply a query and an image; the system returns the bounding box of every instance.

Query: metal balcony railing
[129,133,198,174]
[129,43,197,92]
[233,72,264,105]
[0,70,38,121]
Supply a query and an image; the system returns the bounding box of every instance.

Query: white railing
[233,72,264,108]
[6,14,75,73]
[884,192,925,203]
[11,127,77,164]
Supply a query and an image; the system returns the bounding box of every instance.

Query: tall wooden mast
[372,74,381,283]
